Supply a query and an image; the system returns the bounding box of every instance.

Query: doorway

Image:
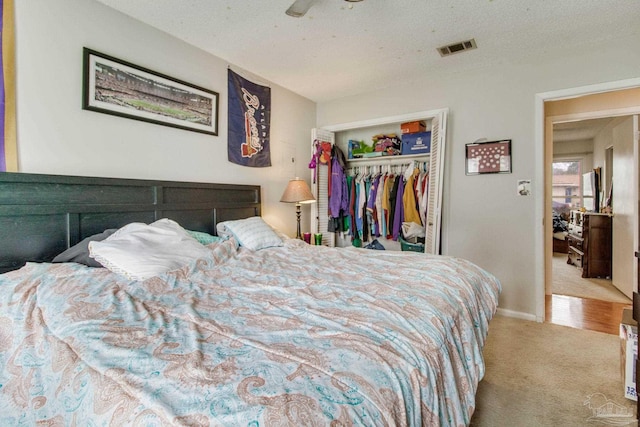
[538,84,640,330]
[547,117,633,334]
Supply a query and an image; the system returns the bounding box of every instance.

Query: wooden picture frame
[465,139,512,175]
[82,48,219,135]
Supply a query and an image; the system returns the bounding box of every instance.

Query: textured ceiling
[95,0,639,103]
[554,117,615,143]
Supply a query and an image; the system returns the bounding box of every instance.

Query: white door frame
[534,78,640,322]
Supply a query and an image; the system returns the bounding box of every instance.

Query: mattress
[0,238,500,426]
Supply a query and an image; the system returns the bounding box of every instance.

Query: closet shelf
[348,153,430,164]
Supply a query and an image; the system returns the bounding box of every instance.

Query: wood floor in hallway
[546,293,632,335]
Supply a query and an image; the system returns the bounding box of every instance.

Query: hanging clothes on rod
[327,145,348,235]
[334,159,429,247]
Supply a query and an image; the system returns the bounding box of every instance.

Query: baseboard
[496,307,539,322]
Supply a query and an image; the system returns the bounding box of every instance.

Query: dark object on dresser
[552,209,569,253]
[553,237,569,253]
[567,210,612,278]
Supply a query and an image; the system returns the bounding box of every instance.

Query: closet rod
[347,162,422,171]
[347,154,430,168]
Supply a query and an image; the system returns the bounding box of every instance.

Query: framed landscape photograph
[465,139,512,175]
[82,48,219,135]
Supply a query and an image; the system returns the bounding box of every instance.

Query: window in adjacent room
[552,160,591,215]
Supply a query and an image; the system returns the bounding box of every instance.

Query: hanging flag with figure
[227,69,271,167]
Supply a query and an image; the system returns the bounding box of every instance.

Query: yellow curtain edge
[3,0,17,172]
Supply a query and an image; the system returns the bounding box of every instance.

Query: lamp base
[295,203,302,239]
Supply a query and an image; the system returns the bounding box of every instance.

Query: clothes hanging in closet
[327,145,348,233]
[325,159,430,247]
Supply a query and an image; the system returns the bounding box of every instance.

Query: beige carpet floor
[470,315,637,426]
[552,252,631,304]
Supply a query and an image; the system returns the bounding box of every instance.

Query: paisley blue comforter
[0,238,500,426]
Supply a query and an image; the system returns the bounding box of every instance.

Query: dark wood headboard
[0,172,261,273]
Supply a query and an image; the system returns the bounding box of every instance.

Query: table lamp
[280,177,316,239]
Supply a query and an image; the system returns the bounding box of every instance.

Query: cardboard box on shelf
[400,121,426,134]
[620,308,637,401]
[401,131,431,155]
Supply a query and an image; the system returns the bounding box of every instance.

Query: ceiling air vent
[437,39,477,57]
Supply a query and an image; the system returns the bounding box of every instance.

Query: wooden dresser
[567,210,613,278]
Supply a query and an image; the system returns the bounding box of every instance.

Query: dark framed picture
[82,48,219,136]
[465,139,512,175]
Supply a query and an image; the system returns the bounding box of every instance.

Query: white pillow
[216,216,283,251]
[89,218,211,281]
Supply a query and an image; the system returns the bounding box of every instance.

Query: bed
[0,172,500,426]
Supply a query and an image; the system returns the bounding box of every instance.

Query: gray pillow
[52,229,117,267]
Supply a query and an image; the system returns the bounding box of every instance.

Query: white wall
[594,123,615,189]
[593,117,634,189]
[14,0,317,236]
[317,40,640,317]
